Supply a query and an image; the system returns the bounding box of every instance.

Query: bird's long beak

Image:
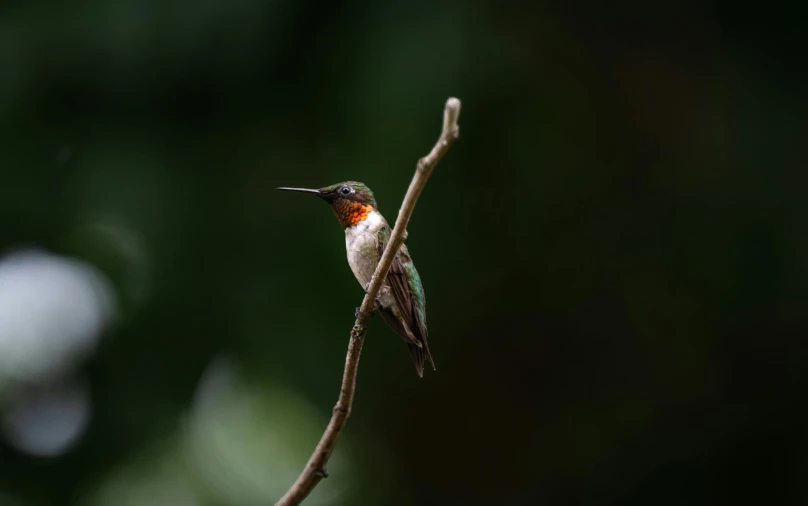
[275,187,322,196]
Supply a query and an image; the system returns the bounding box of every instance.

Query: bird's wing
[377,224,435,375]
[401,252,434,370]
[377,226,429,344]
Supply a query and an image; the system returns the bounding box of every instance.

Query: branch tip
[443,97,462,132]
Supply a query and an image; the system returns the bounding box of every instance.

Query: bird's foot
[363,282,371,293]
[315,466,329,478]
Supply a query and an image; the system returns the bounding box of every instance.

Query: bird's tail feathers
[408,344,425,378]
[408,343,436,378]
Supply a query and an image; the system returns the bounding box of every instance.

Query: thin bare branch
[275,97,461,506]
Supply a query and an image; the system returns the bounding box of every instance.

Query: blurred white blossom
[0,248,117,391]
[0,248,117,457]
[2,379,92,457]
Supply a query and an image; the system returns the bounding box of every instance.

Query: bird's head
[276,181,378,228]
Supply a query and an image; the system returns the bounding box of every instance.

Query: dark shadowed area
[1,1,806,505]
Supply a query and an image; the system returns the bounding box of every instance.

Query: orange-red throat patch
[334,200,373,228]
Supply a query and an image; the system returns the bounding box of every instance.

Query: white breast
[345,211,386,288]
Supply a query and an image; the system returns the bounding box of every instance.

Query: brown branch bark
[274,97,462,506]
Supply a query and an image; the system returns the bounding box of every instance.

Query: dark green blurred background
[1,1,806,505]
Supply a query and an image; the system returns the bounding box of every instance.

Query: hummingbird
[276,181,435,377]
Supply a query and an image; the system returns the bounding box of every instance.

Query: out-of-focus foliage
[1,1,806,505]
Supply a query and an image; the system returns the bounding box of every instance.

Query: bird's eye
[340,186,351,195]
